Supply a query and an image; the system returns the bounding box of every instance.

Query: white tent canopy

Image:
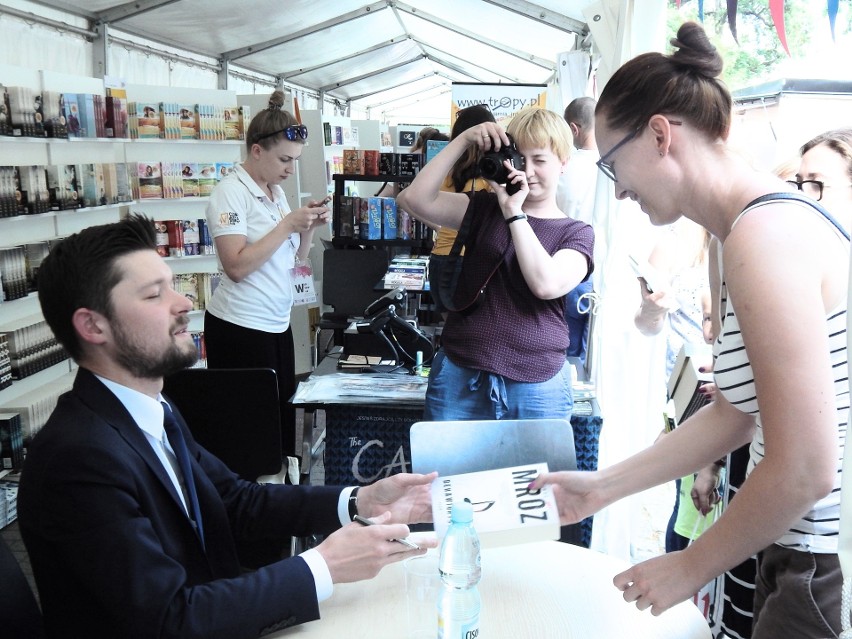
[3,0,665,123]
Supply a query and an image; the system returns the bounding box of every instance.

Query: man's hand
[316,511,437,584]
[357,472,438,524]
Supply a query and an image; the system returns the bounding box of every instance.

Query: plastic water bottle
[438,501,482,639]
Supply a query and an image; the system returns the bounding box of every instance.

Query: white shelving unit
[0,70,264,409]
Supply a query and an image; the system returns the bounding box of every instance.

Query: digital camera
[478,133,526,194]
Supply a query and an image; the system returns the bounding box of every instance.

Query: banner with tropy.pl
[450,82,548,124]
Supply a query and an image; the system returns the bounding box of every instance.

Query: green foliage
[666,0,850,89]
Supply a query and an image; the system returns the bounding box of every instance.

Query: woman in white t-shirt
[204,89,330,457]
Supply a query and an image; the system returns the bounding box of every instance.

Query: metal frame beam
[222,1,388,61]
[319,56,424,92]
[97,0,182,24]
[280,38,404,80]
[393,1,555,71]
[480,0,587,36]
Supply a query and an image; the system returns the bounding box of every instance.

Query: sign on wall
[450,82,548,123]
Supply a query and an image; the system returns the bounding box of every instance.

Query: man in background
[557,97,600,370]
[556,96,599,226]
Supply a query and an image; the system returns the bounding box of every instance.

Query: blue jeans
[423,351,574,421]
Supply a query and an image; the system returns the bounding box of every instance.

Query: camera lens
[479,156,501,180]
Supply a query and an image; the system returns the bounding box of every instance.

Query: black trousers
[204,311,297,458]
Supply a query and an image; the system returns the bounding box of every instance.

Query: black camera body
[478,133,526,194]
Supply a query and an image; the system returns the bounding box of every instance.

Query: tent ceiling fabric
[31,0,598,110]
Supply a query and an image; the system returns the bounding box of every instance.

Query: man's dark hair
[563,97,596,131]
[38,214,157,361]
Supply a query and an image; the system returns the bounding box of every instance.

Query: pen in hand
[353,514,421,550]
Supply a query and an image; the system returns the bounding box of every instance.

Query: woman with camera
[396,107,594,421]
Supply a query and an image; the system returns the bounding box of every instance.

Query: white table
[271,539,711,638]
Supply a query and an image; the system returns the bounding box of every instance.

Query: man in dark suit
[18,214,437,639]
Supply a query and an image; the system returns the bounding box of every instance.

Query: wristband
[506,214,528,225]
[347,486,360,521]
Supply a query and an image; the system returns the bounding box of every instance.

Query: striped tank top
[713,197,849,553]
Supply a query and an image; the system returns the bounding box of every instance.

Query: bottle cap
[451,500,474,524]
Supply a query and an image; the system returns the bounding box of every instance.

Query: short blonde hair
[506,107,573,163]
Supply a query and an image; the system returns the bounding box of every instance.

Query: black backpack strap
[743,192,850,241]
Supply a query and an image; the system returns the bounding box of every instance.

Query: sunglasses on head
[254,124,308,143]
[455,103,492,120]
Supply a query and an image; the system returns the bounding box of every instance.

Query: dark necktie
[161,402,206,550]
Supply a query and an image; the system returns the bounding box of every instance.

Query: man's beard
[112,320,198,379]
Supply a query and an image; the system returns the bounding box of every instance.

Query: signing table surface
[270,538,711,639]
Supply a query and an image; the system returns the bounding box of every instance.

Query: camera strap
[437,188,508,315]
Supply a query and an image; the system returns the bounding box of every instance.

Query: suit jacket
[18,368,344,639]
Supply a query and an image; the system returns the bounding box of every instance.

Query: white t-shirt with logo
[205,164,300,333]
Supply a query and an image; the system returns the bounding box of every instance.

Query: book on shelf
[200,272,222,306]
[238,105,251,140]
[382,198,398,239]
[177,104,196,139]
[43,91,68,139]
[164,220,184,257]
[667,343,713,425]
[343,149,363,175]
[223,106,240,140]
[335,195,356,238]
[361,197,383,240]
[134,162,164,199]
[363,150,379,176]
[197,163,217,196]
[46,164,80,211]
[153,221,170,257]
[172,273,201,310]
[134,102,161,139]
[0,333,11,391]
[160,161,184,199]
[397,153,423,177]
[0,85,13,137]
[215,162,235,181]
[425,139,448,163]
[181,162,200,197]
[197,219,215,255]
[430,463,560,548]
[0,412,24,472]
[75,93,98,138]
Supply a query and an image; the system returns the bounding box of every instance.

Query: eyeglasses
[596,119,683,182]
[254,124,308,143]
[786,179,852,202]
[787,179,825,201]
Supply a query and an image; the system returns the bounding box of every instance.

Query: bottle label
[438,615,479,639]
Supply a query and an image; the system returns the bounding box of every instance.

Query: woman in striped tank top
[532,22,850,638]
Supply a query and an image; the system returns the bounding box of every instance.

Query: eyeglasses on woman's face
[596,119,683,182]
[786,179,852,202]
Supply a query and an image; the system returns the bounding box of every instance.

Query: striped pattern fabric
[713,199,849,554]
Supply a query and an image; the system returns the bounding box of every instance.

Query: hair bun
[266,89,286,111]
[670,21,724,79]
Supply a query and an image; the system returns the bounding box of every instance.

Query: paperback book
[430,462,560,548]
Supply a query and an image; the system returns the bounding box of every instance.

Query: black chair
[317,247,390,360]
[162,368,285,482]
[163,367,294,567]
[0,536,44,638]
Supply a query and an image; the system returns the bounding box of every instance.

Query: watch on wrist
[506,213,528,225]
[348,486,360,521]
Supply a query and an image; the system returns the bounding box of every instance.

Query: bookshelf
[0,69,251,416]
